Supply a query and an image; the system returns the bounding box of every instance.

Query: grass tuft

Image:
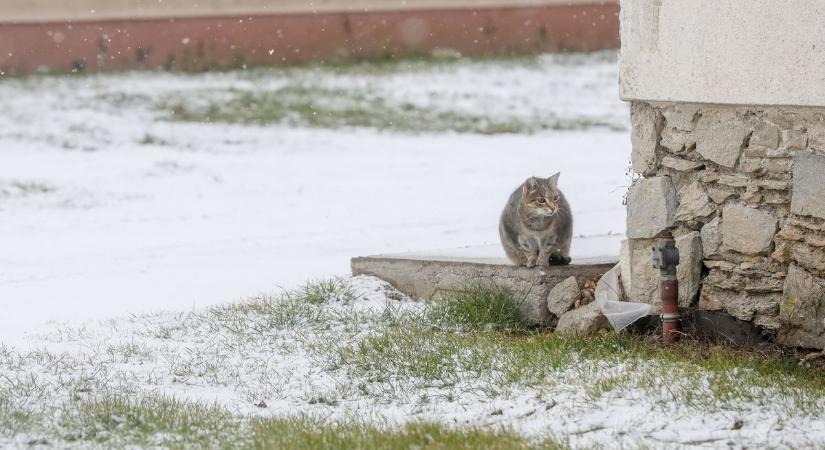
[206,277,356,332]
[0,395,35,437]
[49,392,566,449]
[248,416,565,450]
[426,281,529,332]
[292,277,358,305]
[59,395,240,448]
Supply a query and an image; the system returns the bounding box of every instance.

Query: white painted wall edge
[619,0,825,107]
[0,0,613,23]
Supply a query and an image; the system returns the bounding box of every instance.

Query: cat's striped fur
[499,173,573,267]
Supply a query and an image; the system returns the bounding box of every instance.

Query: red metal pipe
[660,277,680,343]
[653,231,681,343]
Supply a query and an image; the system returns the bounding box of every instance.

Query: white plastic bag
[595,263,653,331]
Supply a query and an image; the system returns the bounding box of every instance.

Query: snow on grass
[158,53,625,134]
[0,52,630,339]
[1,276,824,449]
[4,50,822,449]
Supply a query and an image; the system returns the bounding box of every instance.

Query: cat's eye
[538,199,546,204]
[553,194,560,201]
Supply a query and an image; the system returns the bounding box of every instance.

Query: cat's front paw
[549,254,572,266]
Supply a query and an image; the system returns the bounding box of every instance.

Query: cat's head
[521,173,562,216]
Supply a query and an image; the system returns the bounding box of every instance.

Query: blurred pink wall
[0,2,619,74]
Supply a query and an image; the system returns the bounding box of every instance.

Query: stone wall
[623,102,825,349]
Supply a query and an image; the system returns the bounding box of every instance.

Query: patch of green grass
[334,326,578,398]
[334,310,825,412]
[104,341,153,364]
[626,338,825,411]
[293,277,358,305]
[58,395,240,448]
[0,395,36,437]
[150,51,623,135]
[162,86,616,134]
[205,278,357,336]
[51,393,564,449]
[248,417,565,450]
[287,281,825,411]
[3,279,824,448]
[209,292,325,332]
[426,281,529,332]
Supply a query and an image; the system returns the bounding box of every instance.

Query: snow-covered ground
[2,276,823,449]
[0,52,630,341]
[2,52,824,450]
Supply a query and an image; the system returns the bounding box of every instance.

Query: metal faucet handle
[652,239,680,275]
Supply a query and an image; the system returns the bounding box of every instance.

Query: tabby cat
[499,173,573,267]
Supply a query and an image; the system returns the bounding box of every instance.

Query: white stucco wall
[620,0,825,107]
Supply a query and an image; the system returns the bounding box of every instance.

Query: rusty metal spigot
[653,231,681,343]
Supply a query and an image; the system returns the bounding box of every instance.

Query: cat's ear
[548,172,561,188]
[523,177,538,195]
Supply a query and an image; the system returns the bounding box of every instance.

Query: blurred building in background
[0,0,617,74]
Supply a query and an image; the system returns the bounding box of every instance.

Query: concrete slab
[351,235,621,326]
[372,234,623,265]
